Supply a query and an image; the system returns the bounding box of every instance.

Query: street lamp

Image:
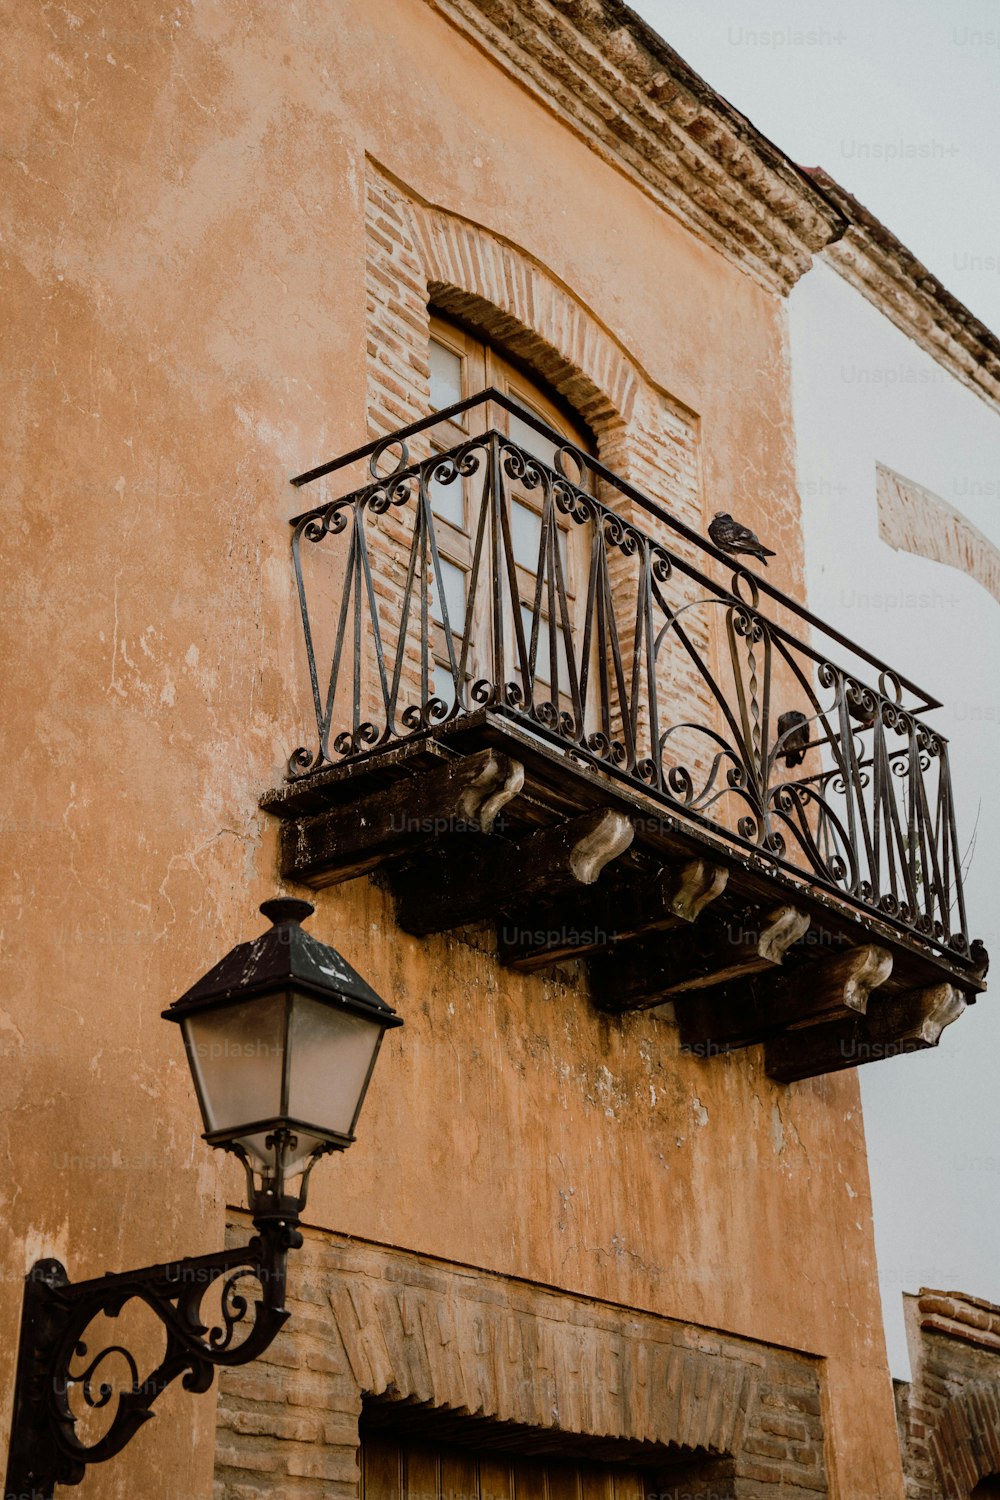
[4,899,402,1500]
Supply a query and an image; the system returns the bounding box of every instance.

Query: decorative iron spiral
[72,1343,142,1412]
[332,721,380,757]
[301,503,349,544]
[500,444,544,491]
[553,479,592,524]
[368,435,410,479]
[287,745,322,778]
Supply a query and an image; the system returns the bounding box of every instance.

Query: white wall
[788,257,1000,1379]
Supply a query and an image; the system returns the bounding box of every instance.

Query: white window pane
[432,658,457,709]
[511,499,570,582]
[428,463,465,527]
[509,408,558,470]
[511,499,541,572]
[431,557,467,634]
[429,338,463,411]
[520,603,571,688]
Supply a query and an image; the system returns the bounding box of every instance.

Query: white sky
[629,0,1000,334]
[628,0,1000,1378]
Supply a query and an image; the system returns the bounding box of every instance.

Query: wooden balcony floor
[262,711,988,1084]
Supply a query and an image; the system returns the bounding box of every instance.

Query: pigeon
[846,696,875,730]
[708,511,776,567]
[776,710,810,768]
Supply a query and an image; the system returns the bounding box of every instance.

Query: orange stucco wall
[1,2,902,1497]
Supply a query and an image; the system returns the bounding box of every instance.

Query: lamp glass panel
[287,994,383,1138]
[182,993,285,1139]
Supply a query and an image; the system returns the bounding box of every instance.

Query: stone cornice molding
[811,169,1000,417]
[426,0,846,295]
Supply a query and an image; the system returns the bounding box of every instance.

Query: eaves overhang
[427,0,848,295]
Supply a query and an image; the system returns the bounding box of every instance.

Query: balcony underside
[262,710,988,1084]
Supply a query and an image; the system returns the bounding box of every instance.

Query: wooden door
[362,1433,647,1500]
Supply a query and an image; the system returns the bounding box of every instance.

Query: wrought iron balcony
[264,390,987,1080]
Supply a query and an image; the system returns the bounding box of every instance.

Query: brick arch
[406,200,640,442]
[216,1232,830,1498]
[326,1260,752,1458]
[930,1382,1000,1496]
[364,159,700,521]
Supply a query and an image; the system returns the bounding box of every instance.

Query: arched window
[426,312,597,708]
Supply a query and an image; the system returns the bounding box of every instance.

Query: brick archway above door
[215,1227,829,1498]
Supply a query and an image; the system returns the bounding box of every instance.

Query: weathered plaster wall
[2,3,899,1497]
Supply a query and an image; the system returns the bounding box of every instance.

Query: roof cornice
[809,168,1000,417]
[427,0,847,295]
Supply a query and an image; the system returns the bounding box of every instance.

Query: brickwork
[896,1289,1000,1499]
[365,172,434,443]
[215,1223,828,1499]
[360,169,433,720]
[358,162,718,786]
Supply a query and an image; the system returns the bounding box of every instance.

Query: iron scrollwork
[4,1211,301,1500]
[285,386,981,964]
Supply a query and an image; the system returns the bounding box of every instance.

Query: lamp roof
[162,899,402,1025]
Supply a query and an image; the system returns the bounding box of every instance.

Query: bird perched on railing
[708,512,776,567]
[777,710,810,768]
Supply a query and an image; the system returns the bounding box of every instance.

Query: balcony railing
[286,390,976,963]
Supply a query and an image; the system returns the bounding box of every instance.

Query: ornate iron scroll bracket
[4,1208,302,1500]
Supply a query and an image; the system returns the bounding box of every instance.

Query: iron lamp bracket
[3,1211,301,1500]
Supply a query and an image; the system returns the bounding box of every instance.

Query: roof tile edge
[917,1287,1000,1353]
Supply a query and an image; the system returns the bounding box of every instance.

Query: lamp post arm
[4,1216,301,1500]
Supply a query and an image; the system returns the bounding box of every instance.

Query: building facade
[1,4,991,1499]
